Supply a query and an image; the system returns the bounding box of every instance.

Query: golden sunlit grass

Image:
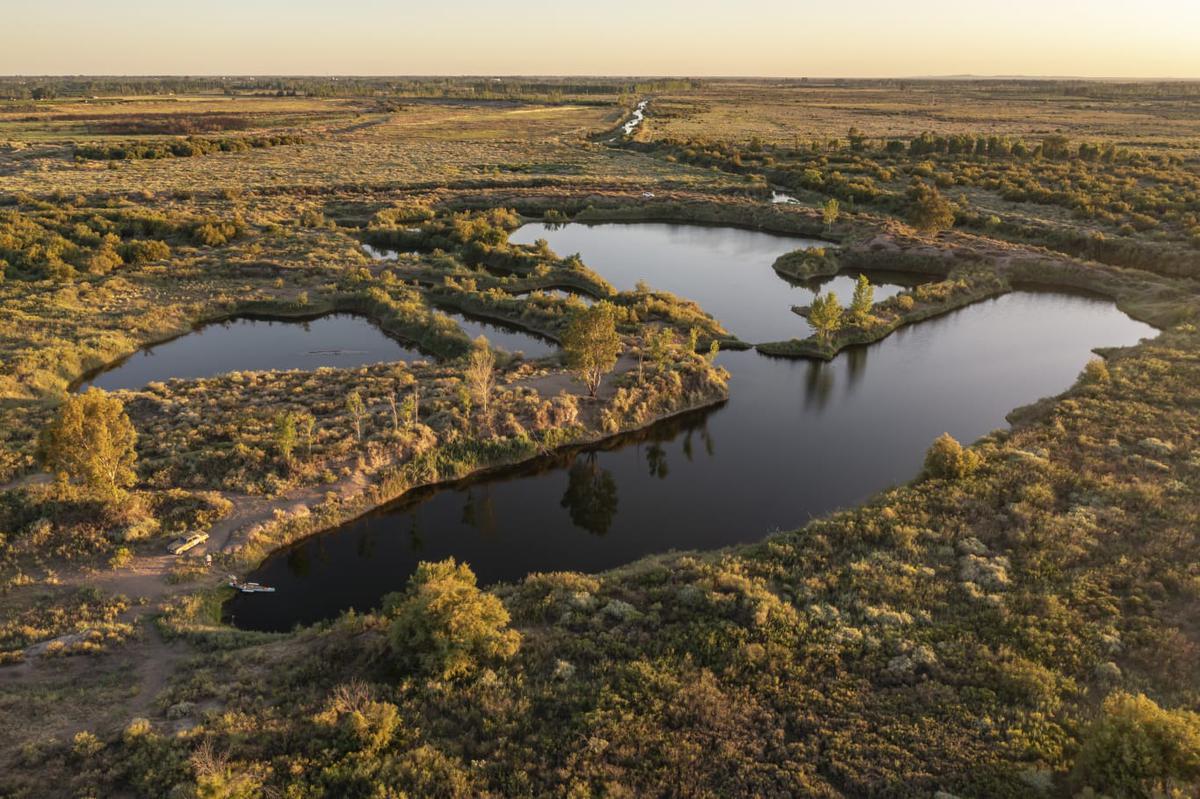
[0,98,728,195]
[645,83,1200,153]
[3,79,1200,798]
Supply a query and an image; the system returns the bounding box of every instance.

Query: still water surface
[510,222,919,342]
[79,314,417,392]
[81,310,554,392]
[228,224,1154,631]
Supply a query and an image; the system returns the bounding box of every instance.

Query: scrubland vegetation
[1,77,1198,798]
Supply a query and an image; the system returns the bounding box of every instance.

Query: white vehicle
[167,532,208,555]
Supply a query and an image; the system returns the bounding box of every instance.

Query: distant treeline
[755,77,1200,99]
[0,76,702,101]
[73,134,306,161]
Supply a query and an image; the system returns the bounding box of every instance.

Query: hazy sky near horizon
[5,0,1199,78]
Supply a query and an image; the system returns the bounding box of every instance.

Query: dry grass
[644,82,1200,153]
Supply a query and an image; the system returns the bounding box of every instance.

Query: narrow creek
[226,223,1155,631]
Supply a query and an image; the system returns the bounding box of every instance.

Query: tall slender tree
[849,274,875,324]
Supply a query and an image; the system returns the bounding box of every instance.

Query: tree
[401,390,419,430]
[562,302,622,397]
[1041,133,1072,160]
[386,393,399,434]
[908,182,955,234]
[345,391,366,442]
[1083,357,1111,385]
[296,413,316,457]
[922,432,981,480]
[386,559,520,680]
[822,198,840,228]
[646,326,676,372]
[272,412,297,466]
[849,274,874,325]
[463,336,496,427]
[808,292,843,344]
[1073,692,1200,797]
[38,389,138,501]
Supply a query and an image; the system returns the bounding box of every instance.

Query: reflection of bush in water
[560,453,619,536]
[460,487,497,534]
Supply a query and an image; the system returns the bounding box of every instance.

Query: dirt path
[0,472,50,493]
[124,626,191,721]
[59,553,180,601]
[212,470,370,554]
[519,352,640,400]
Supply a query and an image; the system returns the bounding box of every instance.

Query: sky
[4,0,1199,78]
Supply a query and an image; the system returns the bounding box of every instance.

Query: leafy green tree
[386,559,520,680]
[822,198,840,228]
[345,390,366,442]
[1083,357,1111,385]
[38,389,137,500]
[401,390,419,430]
[563,302,622,397]
[908,182,955,234]
[808,292,843,344]
[849,274,874,324]
[922,432,981,480]
[296,412,316,457]
[272,412,297,466]
[646,326,676,372]
[1041,133,1072,160]
[1073,692,1200,798]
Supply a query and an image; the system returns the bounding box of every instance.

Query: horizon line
[4,73,1200,83]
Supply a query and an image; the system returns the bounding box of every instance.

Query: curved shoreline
[757,271,1012,360]
[8,201,1183,639]
[224,383,729,572]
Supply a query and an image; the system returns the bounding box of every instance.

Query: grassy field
[643,81,1200,152]
[1,78,1199,798]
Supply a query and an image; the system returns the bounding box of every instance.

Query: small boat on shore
[229,577,276,594]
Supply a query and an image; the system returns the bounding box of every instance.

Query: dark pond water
[227,224,1156,632]
[510,222,919,343]
[447,310,559,358]
[78,314,421,392]
[79,309,555,392]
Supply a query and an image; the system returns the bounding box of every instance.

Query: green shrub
[1073,692,1200,797]
[385,558,520,680]
[923,432,981,480]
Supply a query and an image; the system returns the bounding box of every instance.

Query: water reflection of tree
[681,420,716,461]
[355,531,376,560]
[804,360,834,410]
[406,513,424,553]
[645,443,669,479]
[845,346,868,389]
[461,486,497,534]
[560,452,619,536]
[287,544,311,576]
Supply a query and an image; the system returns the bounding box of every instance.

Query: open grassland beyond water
[1,78,1200,798]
